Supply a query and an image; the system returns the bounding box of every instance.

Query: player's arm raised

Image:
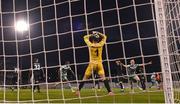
[119,61,129,68]
[69,67,76,76]
[139,61,152,67]
[84,34,93,46]
[59,66,63,76]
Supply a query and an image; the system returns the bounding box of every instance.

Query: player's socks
[33,86,36,92]
[119,82,124,89]
[37,85,40,92]
[137,81,143,90]
[75,81,85,96]
[130,81,133,90]
[137,86,143,90]
[119,82,124,92]
[137,80,140,87]
[71,88,75,92]
[130,81,135,93]
[67,82,75,92]
[141,81,146,90]
[103,79,111,92]
[78,81,85,91]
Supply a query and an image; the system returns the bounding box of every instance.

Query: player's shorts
[129,74,136,80]
[33,71,41,83]
[62,75,68,81]
[151,79,156,83]
[34,75,40,83]
[85,61,105,77]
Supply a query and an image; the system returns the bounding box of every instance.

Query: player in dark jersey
[30,58,44,93]
[120,59,151,92]
[115,60,124,92]
[11,67,21,91]
[136,66,146,90]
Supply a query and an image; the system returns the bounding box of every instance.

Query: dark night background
[0,0,161,84]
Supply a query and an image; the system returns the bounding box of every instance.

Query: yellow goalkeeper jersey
[84,34,107,62]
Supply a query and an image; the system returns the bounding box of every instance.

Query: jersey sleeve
[151,75,153,79]
[126,65,130,67]
[84,34,93,46]
[68,66,72,71]
[84,33,107,47]
[60,66,63,71]
[137,64,140,67]
[99,34,107,46]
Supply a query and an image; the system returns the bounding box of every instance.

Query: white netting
[164,0,180,103]
[0,0,179,103]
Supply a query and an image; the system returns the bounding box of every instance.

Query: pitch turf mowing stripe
[0,88,164,103]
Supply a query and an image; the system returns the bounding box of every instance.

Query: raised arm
[138,61,152,67]
[57,67,62,77]
[84,34,93,46]
[68,67,75,76]
[59,67,63,71]
[93,31,107,47]
[118,61,129,68]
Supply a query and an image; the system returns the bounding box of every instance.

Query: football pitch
[0,88,164,103]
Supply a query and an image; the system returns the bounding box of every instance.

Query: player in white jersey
[149,72,158,88]
[119,59,152,92]
[55,61,75,92]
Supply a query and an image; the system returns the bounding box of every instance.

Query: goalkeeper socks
[103,79,111,92]
[95,80,100,89]
[78,81,85,91]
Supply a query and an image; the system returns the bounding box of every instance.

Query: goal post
[154,0,175,103]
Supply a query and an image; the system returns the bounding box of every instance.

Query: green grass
[0,88,164,103]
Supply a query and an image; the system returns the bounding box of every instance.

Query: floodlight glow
[15,20,29,32]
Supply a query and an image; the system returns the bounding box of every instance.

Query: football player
[30,58,44,93]
[120,59,151,92]
[76,31,114,96]
[55,61,75,92]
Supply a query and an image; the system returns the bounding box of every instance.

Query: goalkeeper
[76,31,114,96]
[55,61,75,92]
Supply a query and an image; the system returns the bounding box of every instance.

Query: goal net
[0,0,179,103]
[162,0,180,103]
